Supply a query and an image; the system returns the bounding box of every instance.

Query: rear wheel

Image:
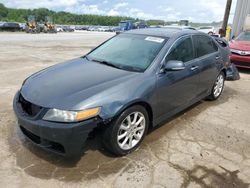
[102,105,149,156]
[207,72,225,100]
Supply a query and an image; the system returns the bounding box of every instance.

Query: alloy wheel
[117,112,146,150]
[213,74,224,98]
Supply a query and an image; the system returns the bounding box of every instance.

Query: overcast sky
[0,0,237,23]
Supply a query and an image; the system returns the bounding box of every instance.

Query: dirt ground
[0,32,250,188]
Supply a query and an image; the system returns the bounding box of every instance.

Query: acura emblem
[240,51,246,55]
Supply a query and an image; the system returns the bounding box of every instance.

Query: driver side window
[165,36,194,63]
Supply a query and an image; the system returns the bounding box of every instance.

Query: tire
[102,105,149,156]
[207,72,225,100]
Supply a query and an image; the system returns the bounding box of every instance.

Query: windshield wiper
[86,56,143,72]
[90,58,122,70]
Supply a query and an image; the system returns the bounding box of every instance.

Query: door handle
[190,66,199,71]
[215,56,220,60]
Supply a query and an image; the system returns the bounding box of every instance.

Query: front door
[156,36,200,120]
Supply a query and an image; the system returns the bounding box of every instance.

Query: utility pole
[220,0,233,37]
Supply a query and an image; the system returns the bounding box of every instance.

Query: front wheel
[102,105,149,156]
[207,72,225,100]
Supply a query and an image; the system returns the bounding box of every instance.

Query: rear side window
[193,35,218,57]
[211,40,219,51]
[165,36,194,63]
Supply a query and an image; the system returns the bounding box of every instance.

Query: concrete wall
[232,0,250,37]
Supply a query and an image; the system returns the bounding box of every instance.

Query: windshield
[236,32,250,41]
[87,34,167,72]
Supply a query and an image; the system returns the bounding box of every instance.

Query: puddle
[170,163,250,188]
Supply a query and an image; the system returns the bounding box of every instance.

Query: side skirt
[152,93,208,127]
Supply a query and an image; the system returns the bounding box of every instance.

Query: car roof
[162,25,196,30]
[125,28,199,38]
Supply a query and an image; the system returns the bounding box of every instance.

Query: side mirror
[162,60,186,72]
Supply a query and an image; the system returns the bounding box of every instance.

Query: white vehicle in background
[88,26,99,32]
[163,25,196,30]
[98,26,109,32]
[0,22,5,27]
[56,26,63,32]
[19,23,26,31]
[198,26,215,35]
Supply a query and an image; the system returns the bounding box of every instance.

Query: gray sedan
[13,28,228,157]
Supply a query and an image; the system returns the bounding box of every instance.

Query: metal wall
[232,0,250,37]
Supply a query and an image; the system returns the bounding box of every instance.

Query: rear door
[193,35,221,97]
[156,35,200,119]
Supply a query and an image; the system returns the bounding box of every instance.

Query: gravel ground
[0,32,250,188]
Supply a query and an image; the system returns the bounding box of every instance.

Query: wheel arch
[221,68,227,78]
[114,100,154,127]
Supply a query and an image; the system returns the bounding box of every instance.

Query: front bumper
[230,54,250,68]
[13,91,100,157]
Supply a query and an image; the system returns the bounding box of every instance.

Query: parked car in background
[198,26,215,35]
[163,25,196,30]
[62,26,74,32]
[110,26,120,32]
[0,22,20,32]
[229,31,250,68]
[75,26,89,31]
[0,22,4,28]
[87,26,99,32]
[98,26,109,32]
[19,23,26,31]
[149,25,163,28]
[56,26,64,32]
[14,28,228,157]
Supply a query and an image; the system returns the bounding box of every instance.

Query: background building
[232,0,250,37]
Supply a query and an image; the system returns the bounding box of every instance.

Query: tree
[0,3,8,19]
[0,4,134,26]
[147,20,165,26]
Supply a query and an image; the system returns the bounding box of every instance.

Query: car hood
[21,58,138,110]
[229,40,250,51]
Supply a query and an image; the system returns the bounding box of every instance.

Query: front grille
[231,52,250,56]
[19,94,42,117]
[232,61,250,68]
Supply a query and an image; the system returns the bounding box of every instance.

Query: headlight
[43,107,101,122]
